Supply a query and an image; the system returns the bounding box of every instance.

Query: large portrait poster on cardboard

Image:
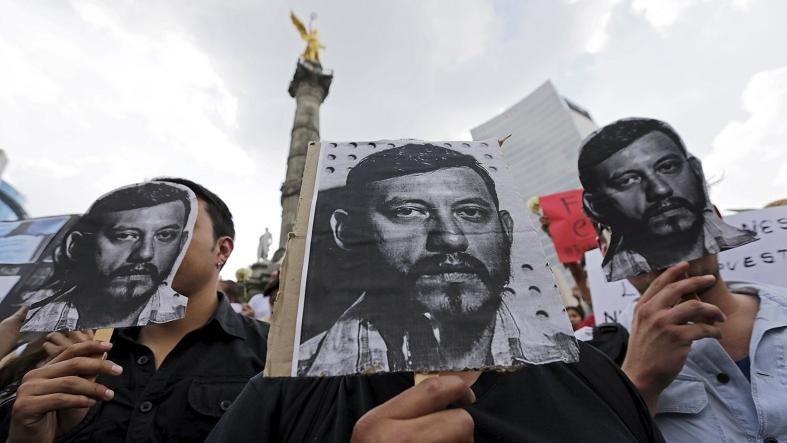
[293,140,578,377]
[1,181,198,332]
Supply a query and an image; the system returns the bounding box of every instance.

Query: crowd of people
[0,117,784,442]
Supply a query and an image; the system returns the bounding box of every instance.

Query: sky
[0,0,785,277]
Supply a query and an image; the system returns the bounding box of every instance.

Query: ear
[330,209,352,251]
[498,210,514,245]
[64,231,85,262]
[216,236,234,268]
[582,192,606,225]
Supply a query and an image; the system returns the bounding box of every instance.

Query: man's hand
[239,303,256,320]
[8,341,122,443]
[622,262,725,413]
[351,375,475,443]
[0,306,29,358]
[42,330,95,362]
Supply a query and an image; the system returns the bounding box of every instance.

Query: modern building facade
[470,80,597,271]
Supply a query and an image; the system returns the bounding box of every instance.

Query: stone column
[279,58,332,248]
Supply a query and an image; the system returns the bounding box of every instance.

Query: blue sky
[0,0,785,276]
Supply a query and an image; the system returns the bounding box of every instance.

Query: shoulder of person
[236,314,269,344]
[206,372,412,443]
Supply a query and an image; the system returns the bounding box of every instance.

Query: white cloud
[705,66,787,208]
[630,0,700,30]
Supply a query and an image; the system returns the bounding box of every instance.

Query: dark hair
[155,177,235,240]
[218,279,242,303]
[86,181,192,227]
[566,305,585,320]
[46,181,195,292]
[578,117,687,190]
[346,143,500,209]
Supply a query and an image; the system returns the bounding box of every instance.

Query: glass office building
[471,80,597,272]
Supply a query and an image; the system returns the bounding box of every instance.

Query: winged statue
[290,11,325,63]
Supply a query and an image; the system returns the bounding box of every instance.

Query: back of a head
[155,177,235,240]
[218,279,242,303]
[577,117,687,191]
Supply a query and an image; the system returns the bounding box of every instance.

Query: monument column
[279,58,332,248]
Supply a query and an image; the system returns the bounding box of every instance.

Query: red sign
[540,189,597,263]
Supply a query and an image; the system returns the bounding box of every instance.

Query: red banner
[540,189,597,263]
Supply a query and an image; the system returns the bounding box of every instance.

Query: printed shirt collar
[604,211,757,281]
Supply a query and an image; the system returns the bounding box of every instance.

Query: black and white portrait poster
[18,181,198,331]
[579,118,757,281]
[294,140,579,377]
[0,215,79,317]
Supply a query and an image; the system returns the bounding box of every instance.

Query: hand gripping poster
[578,117,757,281]
[266,140,579,377]
[0,181,198,331]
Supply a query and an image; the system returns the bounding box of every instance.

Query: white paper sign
[586,206,787,324]
[717,206,787,285]
[585,248,639,324]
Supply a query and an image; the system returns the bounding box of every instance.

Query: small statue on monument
[258,228,273,262]
[290,11,325,63]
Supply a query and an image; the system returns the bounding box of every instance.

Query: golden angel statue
[290,11,325,63]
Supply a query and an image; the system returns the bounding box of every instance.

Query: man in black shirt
[206,341,663,442]
[6,178,268,443]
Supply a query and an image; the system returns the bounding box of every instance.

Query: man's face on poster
[587,131,705,239]
[338,166,513,322]
[88,200,186,302]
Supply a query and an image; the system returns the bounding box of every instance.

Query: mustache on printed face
[407,252,493,285]
[109,262,161,280]
[643,196,700,222]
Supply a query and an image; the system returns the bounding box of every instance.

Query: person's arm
[621,262,724,413]
[8,341,122,443]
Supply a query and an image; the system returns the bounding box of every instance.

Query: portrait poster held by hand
[7,181,198,332]
[266,139,579,378]
[578,117,757,281]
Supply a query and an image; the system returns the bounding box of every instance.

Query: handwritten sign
[540,189,597,263]
[717,206,787,286]
[585,248,639,324]
[586,206,787,324]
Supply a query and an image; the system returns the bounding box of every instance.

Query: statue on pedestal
[258,228,273,262]
[290,11,325,63]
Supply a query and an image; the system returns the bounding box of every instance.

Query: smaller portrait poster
[277,139,579,377]
[578,118,756,281]
[540,189,597,263]
[586,205,787,325]
[1,181,198,332]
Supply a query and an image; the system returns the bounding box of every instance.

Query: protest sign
[0,181,198,331]
[0,215,80,317]
[266,140,578,377]
[540,189,597,263]
[578,118,756,281]
[716,206,787,286]
[584,248,639,324]
[586,206,787,324]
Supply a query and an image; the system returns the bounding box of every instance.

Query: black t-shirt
[207,342,663,442]
[0,295,270,443]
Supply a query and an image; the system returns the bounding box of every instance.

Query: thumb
[11,306,29,321]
